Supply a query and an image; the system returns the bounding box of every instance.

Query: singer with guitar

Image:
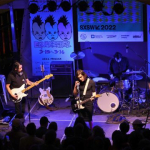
[6,61,38,115]
[73,69,96,130]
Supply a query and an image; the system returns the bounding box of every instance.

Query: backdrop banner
[29,0,74,76]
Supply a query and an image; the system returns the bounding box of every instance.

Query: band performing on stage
[4,52,149,117]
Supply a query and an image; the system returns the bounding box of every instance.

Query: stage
[16,98,150,142]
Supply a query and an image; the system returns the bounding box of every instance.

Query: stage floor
[22,98,150,142]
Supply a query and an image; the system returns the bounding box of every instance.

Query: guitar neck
[80,98,91,105]
[22,77,47,93]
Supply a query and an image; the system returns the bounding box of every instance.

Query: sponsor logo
[91,35,103,38]
[80,34,87,40]
[121,35,129,38]
[106,35,116,38]
[133,34,142,38]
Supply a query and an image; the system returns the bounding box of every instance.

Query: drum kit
[70,51,147,114]
[91,70,145,114]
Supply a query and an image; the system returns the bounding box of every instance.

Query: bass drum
[97,88,121,113]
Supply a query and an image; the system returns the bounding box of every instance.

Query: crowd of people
[0,115,150,150]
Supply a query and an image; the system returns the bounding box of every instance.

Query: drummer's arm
[110,74,114,79]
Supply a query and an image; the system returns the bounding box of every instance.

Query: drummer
[108,52,130,87]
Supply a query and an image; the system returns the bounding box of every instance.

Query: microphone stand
[23,74,31,123]
[77,84,81,110]
[128,46,150,111]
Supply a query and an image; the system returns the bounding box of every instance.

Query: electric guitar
[71,94,101,112]
[11,74,53,103]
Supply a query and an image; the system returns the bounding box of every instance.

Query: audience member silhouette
[128,131,143,150]
[39,129,58,150]
[19,122,44,150]
[4,118,27,150]
[36,116,49,138]
[85,125,111,150]
[73,116,91,139]
[119,121,130,143]
[47,122,60,148]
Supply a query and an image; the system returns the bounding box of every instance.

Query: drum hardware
[122,71,144,114]
[115,80,130,90]
[70,51,85,70]
[83,71,99,78]
[119,90,130,113]
[123,71,143,75]
[129,80,140,114]
[128,74,143,81]
[70,51,85,60]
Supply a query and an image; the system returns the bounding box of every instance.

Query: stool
[0,75,8,104]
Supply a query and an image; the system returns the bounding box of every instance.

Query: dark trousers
[15,97,26,114]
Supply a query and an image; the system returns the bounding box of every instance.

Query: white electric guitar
[11,74,53,103]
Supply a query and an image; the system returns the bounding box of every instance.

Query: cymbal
[70,51,85,60]
[93,77,109,82]
[129,74,143,80]
[123,71,143,75]
[83,70,99,77]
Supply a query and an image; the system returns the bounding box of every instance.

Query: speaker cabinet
[51,74,74,97]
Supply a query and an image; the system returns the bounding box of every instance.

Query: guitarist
[73,69,96,130]
[6,61,38,115]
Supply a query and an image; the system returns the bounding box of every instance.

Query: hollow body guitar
[38,87,54,106]
[38,64,54,106]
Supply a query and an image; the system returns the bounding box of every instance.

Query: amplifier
[50,61,73,74]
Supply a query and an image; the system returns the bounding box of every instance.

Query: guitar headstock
[45,74,53,79]
[95,94,101,98]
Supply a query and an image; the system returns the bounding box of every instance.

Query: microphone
[40,62,44,72]
[77,84,80,91]
[65,95,74,102]
[65,97,70,102]
[126,44,129,53]
[90,43,92,53]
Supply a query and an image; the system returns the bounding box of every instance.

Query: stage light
[47,0,57,12]
[92,1,104,12]
[78,1,89,12]
[113,0,125,14]
[28,3,39,14]
[60,1,71,12]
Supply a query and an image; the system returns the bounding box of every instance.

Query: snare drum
[97,89,121,113]
[115,80,130,90]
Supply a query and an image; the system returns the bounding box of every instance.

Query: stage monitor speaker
[51,74,74,97]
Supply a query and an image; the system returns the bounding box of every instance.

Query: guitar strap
[46,90,51,98]
[39,96,56,111]
[83,78,90,96]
